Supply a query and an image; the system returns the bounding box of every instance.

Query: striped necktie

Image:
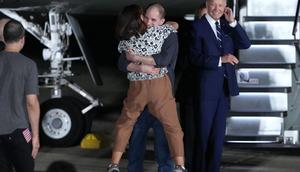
[215,21,222,47]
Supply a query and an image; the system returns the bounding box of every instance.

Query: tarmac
[35,65,300,172]
[35,146,300,172]
[35,110,300,172]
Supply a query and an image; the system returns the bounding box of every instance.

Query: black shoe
[107,164,120,172]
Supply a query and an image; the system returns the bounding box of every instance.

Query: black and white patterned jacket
[118,25,176,81]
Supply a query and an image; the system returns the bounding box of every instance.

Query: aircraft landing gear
[0,7,102,147]
[40,97,93,147]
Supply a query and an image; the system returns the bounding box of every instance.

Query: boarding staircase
[225,0,300,144]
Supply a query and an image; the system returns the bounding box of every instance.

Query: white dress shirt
[205,14,237,67]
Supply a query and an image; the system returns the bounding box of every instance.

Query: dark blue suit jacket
[189,16,250,99]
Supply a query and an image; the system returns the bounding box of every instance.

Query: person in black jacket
[175,3,206,171]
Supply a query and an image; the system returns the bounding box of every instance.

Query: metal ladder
[225,0,299,144]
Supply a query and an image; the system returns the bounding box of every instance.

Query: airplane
[0,3,104,147]
[0,0,202,16]
[0,0,206,147]
[1,0,300,148]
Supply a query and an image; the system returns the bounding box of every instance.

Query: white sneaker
[107,164,120,172]
[174,165,187,172]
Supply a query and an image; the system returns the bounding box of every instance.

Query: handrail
[293,0,300,84]
[232,0,238,19]
[292,0,300,37]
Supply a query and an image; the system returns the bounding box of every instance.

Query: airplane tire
[68,97,95,135]
[40,97,85,147]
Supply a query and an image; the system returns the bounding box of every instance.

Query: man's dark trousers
[0,129,34,172]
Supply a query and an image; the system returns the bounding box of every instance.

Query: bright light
[184,14,194,21]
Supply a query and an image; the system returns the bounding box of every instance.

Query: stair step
[244,21,299,40]
[226,116,283,137]
[247,0,298,16]
[244,16,296,22]
[225,136,281,143]
[230,92,288,112]
[236,68,292,89]
[238,87,291,93]
[239,44,296,64]
[250,40,296,44]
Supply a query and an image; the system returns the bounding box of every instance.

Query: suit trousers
[113,75,184,157]
[193,84,229,172]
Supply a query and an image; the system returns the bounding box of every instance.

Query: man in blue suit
[189,0,250,171]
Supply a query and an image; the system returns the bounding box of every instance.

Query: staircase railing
[292,0,300,83]
[292,0,300,38]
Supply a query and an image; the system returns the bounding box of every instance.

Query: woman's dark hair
[115,4,146,40]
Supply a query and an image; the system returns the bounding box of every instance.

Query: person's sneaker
[174,165,187,172]
[107,164,120,172]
